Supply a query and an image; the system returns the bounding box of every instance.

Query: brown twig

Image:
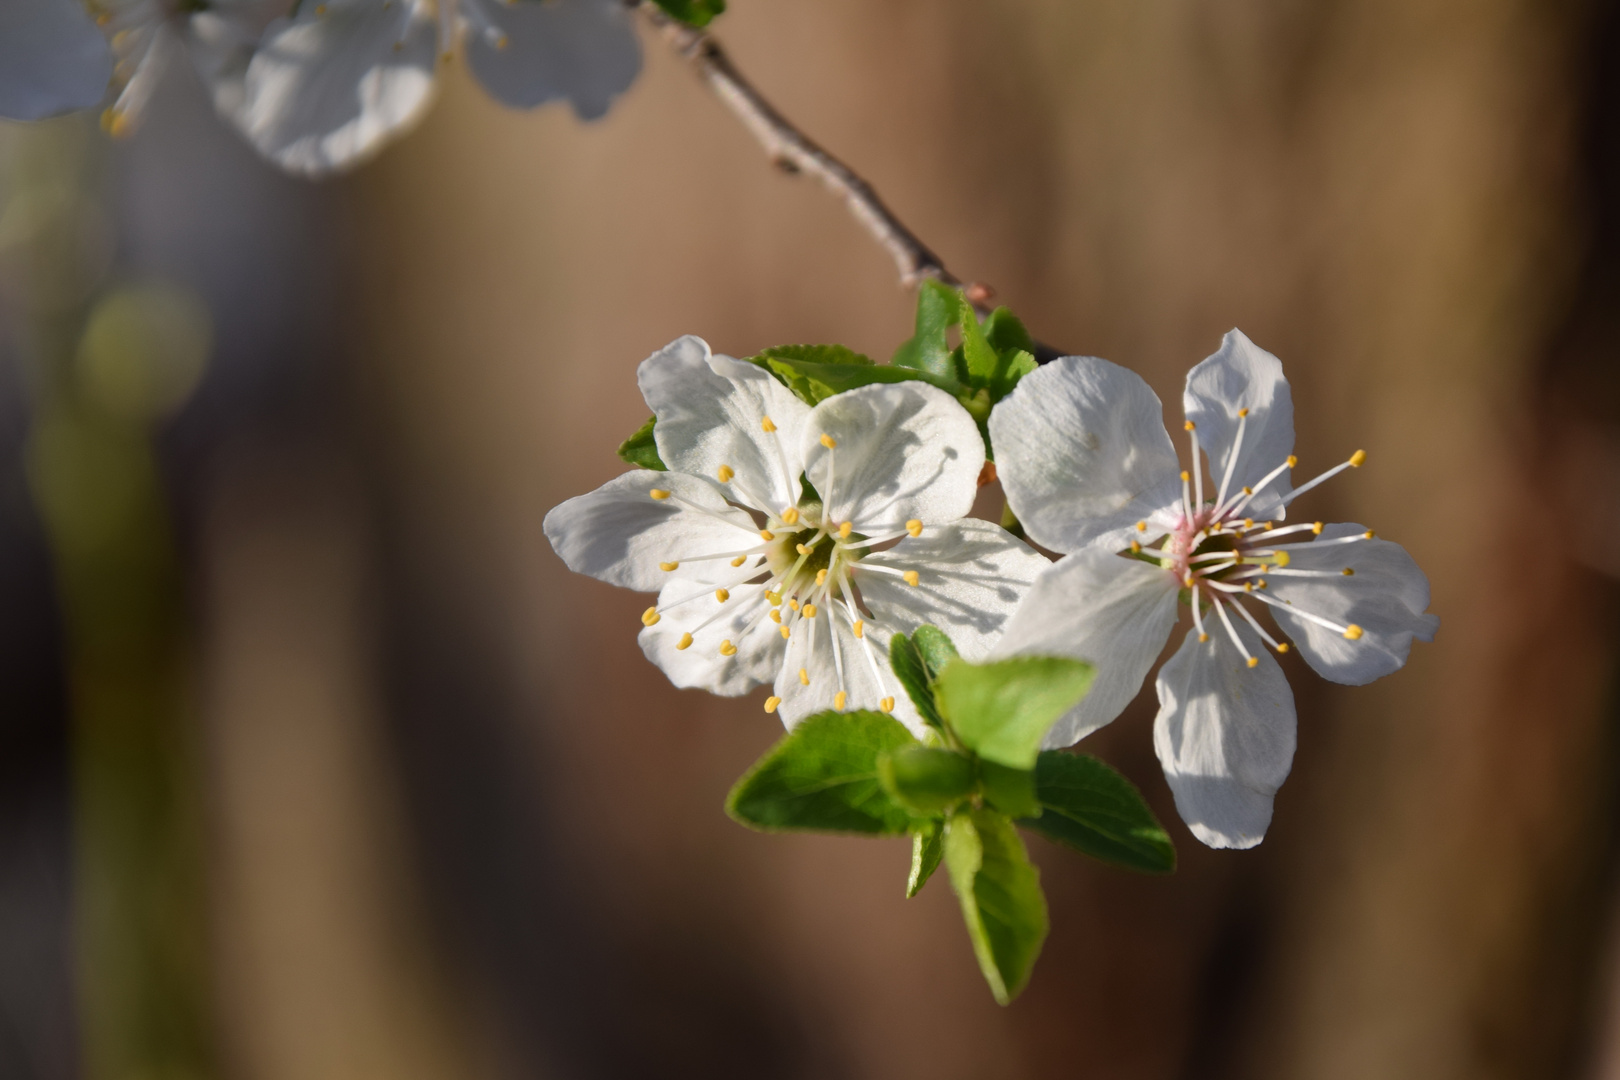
[640,3,965,292]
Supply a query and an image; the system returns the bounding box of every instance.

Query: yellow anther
[641,607,661,627]
[764,696,782,714]
[802,604,818,619]
[853,620,864,638]
[1199,633,1210,643]
[1349,449,1367,467]
[719,640,738,656]
[1130,540,1142,553]
[1184,420,1196,431]
[1257,579,1269,589]
[821,434,838,449]
[715,588,730,603]
[1243,583,1254,592]
[761,416,777,432]
[731,555,747,567]
[1343,624,1364,641]
[494,33,508,49]
[1181,470,1191,482]
[1312,521,1324,535]
[769,609,781,623]
[1184,574,1195,587]
[1274,551,1290,567]
[879,697,895,713]
[717,464,735,482]
[314,2,326,12]
[760,530,775,541]
[1242,486,1253,496]
[1286,455,1298,468]
[1238,407,1250,417]
[676,632,694,650]
[650,489,671,500]
[815,569,827,585]
[1247,657,1259,668]
[1136,521,1148,532]
[796,543,814,556]
[903,571,920,587]
[766,591,782,606]
[659,561,679,572]
[781,507,800,525]
[1243,519,1254,529]
[788,598,799,610]
[838,521,853,538]
[799,668,809,686]
[1342,567,1355,576]
[906,519,923,538]
[1277,642,1290,653]
[835,691,848,712]
[1363,529,1376,539]
[780,626,791,639]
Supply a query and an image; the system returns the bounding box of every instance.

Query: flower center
[1123,411,1375,669]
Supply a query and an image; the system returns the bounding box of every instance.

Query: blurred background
[1,0,1619,1077]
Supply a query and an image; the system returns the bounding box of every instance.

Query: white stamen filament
[1215,411,1247,508]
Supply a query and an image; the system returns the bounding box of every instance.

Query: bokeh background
[2,0,1619,1077]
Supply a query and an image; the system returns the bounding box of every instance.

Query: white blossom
[0,0,114,121]
[544,336,1048,735]
[230,0,641,175]
[990,330,1438,849]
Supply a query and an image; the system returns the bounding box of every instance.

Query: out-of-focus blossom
[544,336,1046,735]
[990,330,1438,849]
[0,0,115,120]
[230,0,642,175]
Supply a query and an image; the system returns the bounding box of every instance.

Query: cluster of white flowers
[546,329,1438,849]
[1,0,641,175]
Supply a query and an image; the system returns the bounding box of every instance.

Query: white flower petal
[235,0,438,177]
[542,470,759,592]
[464,0,640,119]
[772,612,923,735]
[1153,624,1297,850]
[990,356,1182,554]
[1265,522,1439,685]
[1183,330,1295,520]
[992,548,1181,748]
[639,336,809,516]
[858,519,1048,660]
[640,574,781,697]
[803,381,982,531]
[0,0,113,120]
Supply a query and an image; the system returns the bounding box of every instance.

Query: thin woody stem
[638,3,969,294]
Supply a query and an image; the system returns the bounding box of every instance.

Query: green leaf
[982,307,1036,357]
[945,809,1048,1005]
[908,820,945,898]
[648,0,725,28]
[978,760,1039,819]
[616,416,666,471]
[891,280,961,377]
[991,348,1038,400]
[1020,752,1176,873]
[934,656,1094,770]
[726,711,919,836]
[888,633,943,729]
[753,345,956,408]
[878,745,976,816]
[958,295,1000,382]
[910,625,960,675]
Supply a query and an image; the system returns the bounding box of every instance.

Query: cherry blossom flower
[0,0,114,121]
[230,0,641,175]
[544,336,1047,734]
[989,330,1438,849]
